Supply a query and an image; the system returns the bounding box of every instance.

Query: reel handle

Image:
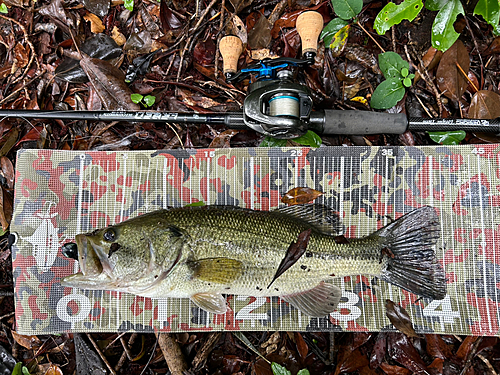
[296,11,324,58]
[219,36,243,78]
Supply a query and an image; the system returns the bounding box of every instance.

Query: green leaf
[21,367,30,375]
[474,0,500,29]
[373,0,423,35]
[259,136,287,147]
[130,93,143,104]
[331,0,363,20]
[401,67,409,77]
[297,370,310,375]
[378,51,408,79]
[428,130,466,145]
[184,201,205,207]
[124,0,134,11]
[293,131,322,148]
[12,363,23,375]
[425,0,449,11]
[143,95,156,107]
[431,0,464,52]
[403,77,412,87]
[370,78,406,109]
[320,18,350,46]
[271,363,291,375]
[0,3,8,13]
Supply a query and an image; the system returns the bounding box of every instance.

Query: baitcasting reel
[218,11,324,138]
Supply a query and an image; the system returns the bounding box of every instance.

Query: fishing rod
[2,11,498,139]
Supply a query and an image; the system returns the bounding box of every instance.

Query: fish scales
[61,205,447,317]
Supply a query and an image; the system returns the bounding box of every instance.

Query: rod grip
[219,36,243,76]
[320,110,409,135]
[296,11,323,55]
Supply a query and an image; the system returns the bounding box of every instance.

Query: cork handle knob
[219,36,243,77]
[296,11,323,56]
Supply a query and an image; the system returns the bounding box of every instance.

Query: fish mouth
[60,234,113,289]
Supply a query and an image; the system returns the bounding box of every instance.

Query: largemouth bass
[60,205,446,317]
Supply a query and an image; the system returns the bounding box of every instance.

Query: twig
[158,333,188,375]
[356,21,385,53]
[176,0,218,81]
[478,354,498,375]
[88,121,120,149]
[456,61,478,93]
[120,335,135,361]
[166,123,185,149]
[414,92,434,118]
[391,25,396,52]
[0,13,39,82]
[0,69,46,105]
[406,44,443,116]
[86,333,117,375]
[104,332,127,352]
[459,337,483,375]
[192,332,223,371]
[214,0,226,79]
[114,333,138,372]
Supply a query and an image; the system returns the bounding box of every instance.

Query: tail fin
[378,206,447,300]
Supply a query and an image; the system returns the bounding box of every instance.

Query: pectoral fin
[190,257,243,284]
[191,292,228,314]
[281,281,342,317]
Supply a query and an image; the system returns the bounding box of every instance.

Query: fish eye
[103,229,116,242]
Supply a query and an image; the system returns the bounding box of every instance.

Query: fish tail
[377,206,447,300]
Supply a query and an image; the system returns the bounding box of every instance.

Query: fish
[60,204,447,317]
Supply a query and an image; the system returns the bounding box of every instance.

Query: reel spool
[269,94,300,118]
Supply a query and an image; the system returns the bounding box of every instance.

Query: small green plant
[12,362,31,375]
[259,130,322,148]
[131,94,156,108]
[370,51,414,109]
[427,130,466,145]
[0,3,8,13]
[320,0,362,51]
[271,362,310,375]
[124,0,134,12]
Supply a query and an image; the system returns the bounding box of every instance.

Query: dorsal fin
[275,204,343,236]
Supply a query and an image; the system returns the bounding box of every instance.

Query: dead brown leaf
[80,55,140,111]
[0,156,14,190]
[436,40,469,101]
[44,364,63,375]
[385,300,418,338]
[11,330,42,350]
[208,129,240,148]
[83,12,105,33]
[469,90,500,119]
[14,43,29,69]
[268,228,312,288]
[415,47,442,83]
[281,187,323,206]
[293,332,308,362]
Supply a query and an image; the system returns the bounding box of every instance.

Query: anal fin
[190,292,228,314]
[281,281,341,317]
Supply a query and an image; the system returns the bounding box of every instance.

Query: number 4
[422,295,460,323]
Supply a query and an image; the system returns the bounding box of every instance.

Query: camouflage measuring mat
[10,146,500,335]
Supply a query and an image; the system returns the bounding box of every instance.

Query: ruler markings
[487,153,500,324]
[467,153,482,325]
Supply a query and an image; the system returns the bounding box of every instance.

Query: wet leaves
[436,40,469,101]
[80,56,140,110]
[468,90,500,119]
[385,299,418,338]
[11,331,42,350]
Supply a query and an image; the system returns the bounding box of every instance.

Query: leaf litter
[0,0,500,372]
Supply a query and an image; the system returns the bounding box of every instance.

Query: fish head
[61,215,186,291]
